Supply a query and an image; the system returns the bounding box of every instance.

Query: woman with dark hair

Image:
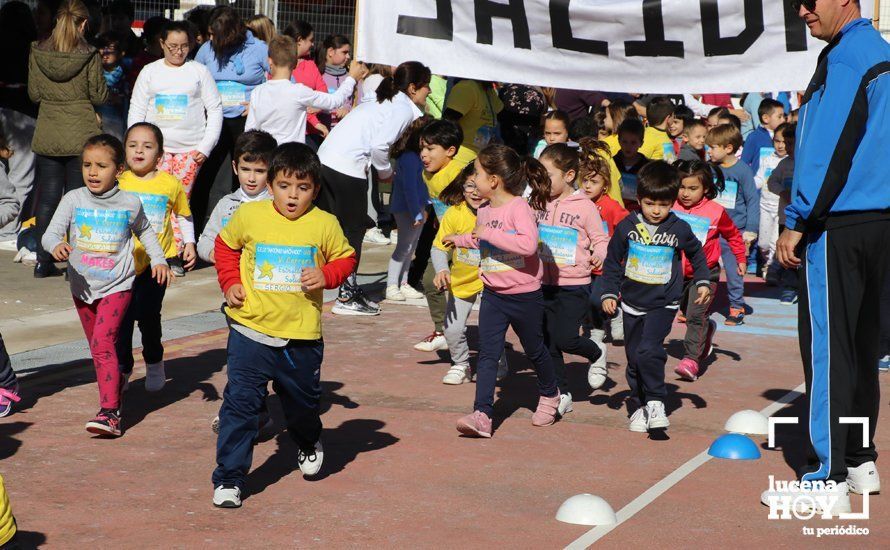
[28,0,108,277]
[192,5,268,231]
[317,61,431,316]
[282,19,327,146]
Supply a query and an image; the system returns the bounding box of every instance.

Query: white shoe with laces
[298,441,324,477]
[557,393,573,416]
[846,461,881,495]
[628,407,648,432]
[610,315,624,342]
[385,285,405,301]
[414,332,447,352]
[399,283,424,300]
[646,400,669,429]
[213,485,241,508]
[145,361,166,392]
[587,348,608,390]
[363,227,390,245]
[442,364,473,385]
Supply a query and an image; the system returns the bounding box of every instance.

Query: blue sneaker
[780,290,798,305]
[879,356,890,373]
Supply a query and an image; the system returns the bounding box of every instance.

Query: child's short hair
[780,123,797,155]
[758,98,784,122]
[83,133,125,166]
[646,97,675,126]
[673,159,725,200]
[569,114,600,142]
[234,130,277,165]
[708,106,728,120]
[268,142,322,185]
[125,122,164,152]
[391,115,432,158]
[774,122,792,141]
[438,162,476,206]
[707,123,743,152]
[577,138,612,191]
[542,110,570,130]
[419,119,463,152]
[717,113,742,131]
[636,160,680,202]
[267,35,298,70]
[95,31,125,54]
[682,119,706,136]
[672,105,695,126]
[617,118,645,142]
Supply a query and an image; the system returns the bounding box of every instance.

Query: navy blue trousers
[623,307,675,404]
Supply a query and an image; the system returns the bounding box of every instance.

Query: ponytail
[49,0,88,53]
[377,61,431,103]
[523,156,551,212]
[477,144,550,210]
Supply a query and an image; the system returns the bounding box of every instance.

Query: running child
[432,164,507,385]
[212,143,356,508]
[706,124,759,325]
[671,160,746,381]
[117,122,195,392]
[536,142,609,416]
[42,134,170,436]
[443,144,559,438]
[197,130,277,263]
[600,161,711,432]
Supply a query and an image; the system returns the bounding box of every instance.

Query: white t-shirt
[127,59,223,156]
[245,77,357,144]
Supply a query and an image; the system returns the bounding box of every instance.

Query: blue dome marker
[708,433,761,460]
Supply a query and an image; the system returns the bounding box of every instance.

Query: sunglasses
[790,0,817,12]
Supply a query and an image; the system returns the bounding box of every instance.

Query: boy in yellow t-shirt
[443,79,503,154]
[211,143,356,509]
[116,123,194,393]
[640,97,675,161]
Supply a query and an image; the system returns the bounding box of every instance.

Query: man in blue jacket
[773,0,890,514]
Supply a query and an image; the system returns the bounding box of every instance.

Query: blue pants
[213,328,324,488]
[720,238,746,309]
[623,307,675,403]
[475,289,558,417]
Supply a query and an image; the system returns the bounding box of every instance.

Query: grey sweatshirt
[42,185,166,303]
[197,188,270,262]
[0,166,20,228]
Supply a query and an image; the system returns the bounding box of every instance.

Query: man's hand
[152,263,173,286]
[776,228,803,269]
[225,284,246,308]
[433,270,451,291]
[300,267,325,292]
[602,298,617,316]
[694,285,712,305]
[52,242,73,261]
[182,243,197,270]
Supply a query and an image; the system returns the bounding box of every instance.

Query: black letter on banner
[782,0,807,51]
[550,0,608,55]
[397,0,453,40]
[475,0,531,49]
[624,0,684,58]
[700,0,763,56]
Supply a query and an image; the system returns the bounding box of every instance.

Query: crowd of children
[0,0,820,512]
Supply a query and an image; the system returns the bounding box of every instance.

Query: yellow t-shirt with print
[118,170,190,274]
[0,474,16,546]
[433,202,483,299]
[220,201,354,340]
[641,126,672,160]
[445,80,504,154]
[601,151,624,205]
[423,147,476,219]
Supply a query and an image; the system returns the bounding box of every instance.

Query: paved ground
[1,244,888,548]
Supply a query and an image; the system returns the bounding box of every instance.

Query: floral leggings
[159,151,202,249]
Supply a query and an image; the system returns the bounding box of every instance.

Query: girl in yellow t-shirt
[431,165,507,385]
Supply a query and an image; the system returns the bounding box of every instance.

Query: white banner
[356,0,874,93]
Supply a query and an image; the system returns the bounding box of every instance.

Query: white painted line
[565,382,807,548]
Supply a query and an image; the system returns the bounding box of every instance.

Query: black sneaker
[34,261,64,278]
[332,294,380,316]
[85,408,122,437]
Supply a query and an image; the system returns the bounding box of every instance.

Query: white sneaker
[213,485,242,508]
[442,364,472,385]
[297,441,324,477]
[646,400,669,429]
[144,361,166,392]
[389,231,398,245]
[211,415,220,434]
[496,353,509,381]
[610,315,624,342]
[414,332,447,352]
[385,285,405,301]
[760,481,851,517]
[628,407,648,432]
[587,351,608,390]
[400,283,424,300]
[557,393,573,416]
[846,462,881,495]
[590,328,606,345]
[363,227,390,245]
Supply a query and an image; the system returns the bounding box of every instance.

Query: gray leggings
[386,211,425,288]
[444,292,506,367]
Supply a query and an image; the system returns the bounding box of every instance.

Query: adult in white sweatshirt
[127,21,223,197]
[316,61,430,316]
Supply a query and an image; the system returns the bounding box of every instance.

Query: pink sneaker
[0,385,21,418]
[531,394,561,427]
[675,358,700,381]
[456,411,492,438]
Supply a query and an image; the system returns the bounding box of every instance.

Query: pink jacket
[535,192,608,286]
[672,197,746,278]
[452,196,542,294]
[292,59,327,133]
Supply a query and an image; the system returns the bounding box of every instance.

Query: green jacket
[28,40,108,157]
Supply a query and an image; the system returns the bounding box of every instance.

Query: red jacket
[292,58,327,135]
[672,197,745,278]
[595,194,629,237]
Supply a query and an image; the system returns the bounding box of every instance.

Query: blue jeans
[213,328,324,488]
[720,238,746,309]
[474,289,557,417]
